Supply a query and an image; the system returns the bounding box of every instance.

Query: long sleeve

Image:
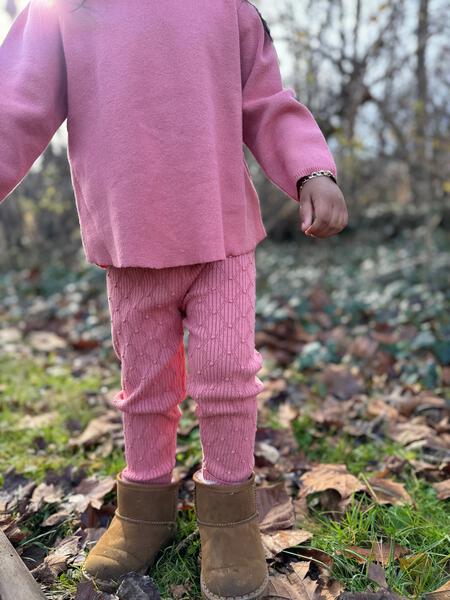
[0,0,68,203]
[238,0,337,203]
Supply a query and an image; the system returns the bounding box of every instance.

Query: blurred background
[0,2,449,599]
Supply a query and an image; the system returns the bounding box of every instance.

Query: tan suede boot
[81,472,180,592]
[193,470,269,600]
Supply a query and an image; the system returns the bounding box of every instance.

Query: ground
[0,226,448,599]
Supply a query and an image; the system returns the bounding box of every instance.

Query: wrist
[296,170,338,199]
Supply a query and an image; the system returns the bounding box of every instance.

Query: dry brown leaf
[31,534,80,584]
[68,411,122,447]
[367,562,388,588]
[320,365,364,400]
[315,579,345,600]
[299,464,367,500]
[42,509,72,528]
[257,482,295,533]
[424,579,450,599]
[366,398,399,420]
[0,514,27,544]
[0,470,36,513]
[277,402,299,427]
[432,479,450,500]
[366,477,413,506]
[339,541,409,566]
[261,529,313,560]
[266,562,317,599]
[65,475,116,514]
[310,398,354,427]
[255,441,281,465]
[349,336,379,359]
[265,378,289,396]
[74,580,105,599]
[170,582,193,599]
[28,331,67,352]
[387,420,435,445]
[15,411,59,430]
[28,482,65,513]
[339,592,407,600]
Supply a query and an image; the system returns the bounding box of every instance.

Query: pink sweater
[0,0,338,269]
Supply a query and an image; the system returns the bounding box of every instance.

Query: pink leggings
[105,248,264,485]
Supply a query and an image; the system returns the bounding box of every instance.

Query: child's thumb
[300,196,313,232]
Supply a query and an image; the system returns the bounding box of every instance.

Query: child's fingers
[299,195,314,232]
[305,196,336,237]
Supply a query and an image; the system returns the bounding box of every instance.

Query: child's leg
[106,265,187,484]
[182,248,264,484]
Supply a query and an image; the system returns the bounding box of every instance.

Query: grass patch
[297,481,450,598]
[0,352,109,483]
[266,408,450,599]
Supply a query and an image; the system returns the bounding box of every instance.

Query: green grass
[268,409,450,599]
[0,352,126,483]
[297,481,449,598]
[151,508,201,599]
[2,223,449,599]
[291,414,418,473]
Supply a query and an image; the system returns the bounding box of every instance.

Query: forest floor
[0,225,449,600]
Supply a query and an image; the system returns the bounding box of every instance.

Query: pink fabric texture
[0,0,337,269]
[105,249,264,485]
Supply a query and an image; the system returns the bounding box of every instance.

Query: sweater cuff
[295,166,338,202]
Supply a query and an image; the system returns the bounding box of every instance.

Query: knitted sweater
[0,0,338,269]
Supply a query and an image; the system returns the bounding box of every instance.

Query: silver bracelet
[297,170,337,195]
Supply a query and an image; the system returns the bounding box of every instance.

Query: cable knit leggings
[105,248,265,485]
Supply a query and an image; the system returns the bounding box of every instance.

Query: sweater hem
[89,232,267,270]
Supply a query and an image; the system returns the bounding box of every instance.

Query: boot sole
[80,527,178,592]
[200,571,270,600]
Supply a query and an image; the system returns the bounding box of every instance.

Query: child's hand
[299,177,348,238]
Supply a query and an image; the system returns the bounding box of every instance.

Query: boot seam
[197,511,259,527]
[201,570,269,600]
[115,511,177,526]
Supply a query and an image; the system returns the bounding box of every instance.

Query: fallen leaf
[277,402,299,427]
[366,398,399,420]
[388,420,436,446]
[31,535,81,584]
[367,562,388,588]
[28,331,67,352]
[255,441,281,465]
[257,482,295,533]
[340,541,409,566]
[266,561,317,599]
[425,579,450,599]
[314,578,345,600]
[28,482,65,513]
[339,592,407,600]
[68,411,122,447]
[14,411,59,430]
[74,580,106,599]
[0,514,27,544]
[299,464,367,500]
[170,582,193,599]
[310,398,354,427]
[399,553,433,579]
[349,336,379,359]
[116,572,161,599]
[366,477,413,506]
[64,475,116,514]
[320,365,364,400]
[42,509,72,528]
[0,468,36,512]
[261,529,312,559]
[432,479,450,500]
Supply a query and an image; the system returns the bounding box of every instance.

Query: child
[0,0,347,597]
